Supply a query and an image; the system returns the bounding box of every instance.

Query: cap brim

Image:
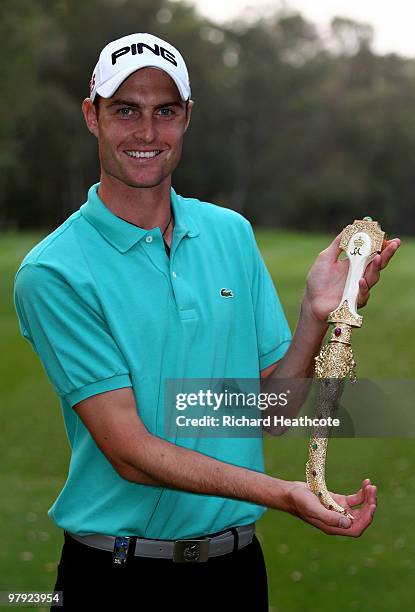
[96,65,190,101]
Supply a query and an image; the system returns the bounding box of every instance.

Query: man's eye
[117,108,134,117]
[157,108,174,117]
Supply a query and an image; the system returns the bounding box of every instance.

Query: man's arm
[260,360,279,379]
[258,302,327,435]
[260,301,327,380]
[72,386,376,536]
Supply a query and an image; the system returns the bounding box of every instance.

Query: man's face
[83,67,192,189]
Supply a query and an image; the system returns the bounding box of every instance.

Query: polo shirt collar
[80,183,200,253]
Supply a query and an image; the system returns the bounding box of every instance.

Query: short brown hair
[93,94,101,115]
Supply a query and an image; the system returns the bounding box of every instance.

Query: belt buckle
[173,538,210,563]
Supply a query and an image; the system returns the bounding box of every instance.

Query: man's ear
[184,99,194,133]
[82,98,99,137]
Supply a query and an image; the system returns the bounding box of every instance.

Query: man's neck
[97,173,172,231]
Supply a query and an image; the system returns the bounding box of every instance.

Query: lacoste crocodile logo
[220,288,234,298]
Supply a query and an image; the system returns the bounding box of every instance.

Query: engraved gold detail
[340,219,385,254]
[314,339,356,382]
[327,299,362,327]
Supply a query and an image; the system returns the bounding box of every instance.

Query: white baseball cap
[89,33,191,102]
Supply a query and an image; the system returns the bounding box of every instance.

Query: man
[13,33,400,610]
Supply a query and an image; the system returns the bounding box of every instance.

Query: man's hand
[303,232,401,324]
[285,478,377,537]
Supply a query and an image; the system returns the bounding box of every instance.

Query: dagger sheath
[306,342,354,518]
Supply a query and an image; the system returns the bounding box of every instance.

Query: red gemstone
[312,470,317,476]
[334,327,342,337]
[329,505,333,510]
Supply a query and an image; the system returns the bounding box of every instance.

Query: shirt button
[172,271,177,278]
[145,235,153,243]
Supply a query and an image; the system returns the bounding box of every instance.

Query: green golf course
[1,229,413,611]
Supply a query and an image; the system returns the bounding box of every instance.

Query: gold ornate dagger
[305,218,386,519]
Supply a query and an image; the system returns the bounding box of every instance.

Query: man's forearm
[120,433,293,513]
[273,300,328,379]
[260,301,329,434]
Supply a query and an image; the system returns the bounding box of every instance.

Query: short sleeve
[14,263,132,407]
[245,221,292,370]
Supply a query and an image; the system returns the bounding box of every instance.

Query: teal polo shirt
[14,183,292,538]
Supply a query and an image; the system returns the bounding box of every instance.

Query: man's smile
[124,149,164,162]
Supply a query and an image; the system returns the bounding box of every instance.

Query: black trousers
[51,529,268,611]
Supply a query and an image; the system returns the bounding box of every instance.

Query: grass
[0,229,413,611]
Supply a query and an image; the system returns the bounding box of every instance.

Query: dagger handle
[328,220,386,328]
[340,231,374,320]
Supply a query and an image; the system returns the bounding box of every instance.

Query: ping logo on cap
[112,42,177,67]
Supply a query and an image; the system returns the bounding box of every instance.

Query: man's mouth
[124,149,163,159]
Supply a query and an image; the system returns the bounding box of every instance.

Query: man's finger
[320,232,342,262]
[353,485,377,528]
[379,239,400,270]
[308,503,352,529]
[346,487,365,507]
[360,238,400,294]
[366,484,377,506]
[356,500,376,530]
[363,255,381,288]
[345,478,372,507]
[359,277,370,294]
[357,277,370,308]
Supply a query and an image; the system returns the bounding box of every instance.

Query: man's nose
[133,115,158,143]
